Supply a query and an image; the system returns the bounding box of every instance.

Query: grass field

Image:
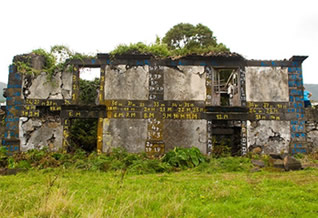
[1,167,318,217]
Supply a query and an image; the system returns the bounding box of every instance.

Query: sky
[0,0,317,84]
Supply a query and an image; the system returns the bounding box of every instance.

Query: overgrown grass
[1,148,318,216]
[0,168,318,217]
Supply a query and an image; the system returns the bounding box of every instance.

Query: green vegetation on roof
[111,23,230,58]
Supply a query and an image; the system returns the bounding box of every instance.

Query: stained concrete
[164,66,206,101]
[163,120,207,154]
[24,71,72,99]
[102,118,148,153]
[246,67,289,102]
[19,117,63,151]
[104,65,149,100]
[247,120,290,154]
[306,121,318,152]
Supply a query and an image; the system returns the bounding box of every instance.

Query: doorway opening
[211,121,241,157]
[69,118,98,153]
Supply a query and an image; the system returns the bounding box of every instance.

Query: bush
[162,147,206,168]
[1,147,260,174]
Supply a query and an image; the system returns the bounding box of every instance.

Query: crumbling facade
[2,52,315,155]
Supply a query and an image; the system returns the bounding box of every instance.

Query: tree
[162,23,229,53]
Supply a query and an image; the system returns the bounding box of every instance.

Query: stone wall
[305,108,318,152]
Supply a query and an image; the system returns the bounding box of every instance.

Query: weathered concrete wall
[246,67,289,102]
[306,121,318,152]
[19,117,63,151]
[102,118,148,153]
[247,120,290,154]
[163,120,207,154]
[104,65,149,100]
[23,71,72,99]
[4,53,311,156]
[164,66,206,100]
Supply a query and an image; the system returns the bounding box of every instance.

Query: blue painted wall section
[288,63,307,154]
[2,65,23,153]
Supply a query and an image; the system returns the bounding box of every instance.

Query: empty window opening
[79,68,101,105]
[212,68,240,106]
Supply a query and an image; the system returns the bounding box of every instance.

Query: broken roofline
[68,54,308,68]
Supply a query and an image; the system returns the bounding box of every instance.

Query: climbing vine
[14,45,96,82]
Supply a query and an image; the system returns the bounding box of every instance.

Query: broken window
[212,68,240,106]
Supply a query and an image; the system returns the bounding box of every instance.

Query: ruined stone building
[2,52,318,156]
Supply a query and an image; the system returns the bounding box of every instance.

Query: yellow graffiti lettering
[149,113,155,118]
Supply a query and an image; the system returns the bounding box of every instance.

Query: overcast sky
[1,0,317,84]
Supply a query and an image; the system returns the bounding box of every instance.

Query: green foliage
[111,23,230,58]
[162,23,230,54]
[69,119,98,152]
[3,147,209,173]
[111,41,171,58]
[78,78,100,105]
[14,45,96,82]
[211,136,232,158]
[15,60,37,75]
[162,147,206,168]
[32,48,56,71]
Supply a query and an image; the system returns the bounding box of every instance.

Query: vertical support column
[205,66,213,105]
[96,65,106,153]
[288,64,307,154]
[97,117,104,153]
[207,120,213,155]
[146,63,165,156]
[211,68,220,106]
[239,68,247,107]
[71,65,80,104]
[239,68,247,155]
[99,65,106,105]
[149,64,164,100]
[2,65,22,153]
[62,118,71,149]
[241,121,247,155]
